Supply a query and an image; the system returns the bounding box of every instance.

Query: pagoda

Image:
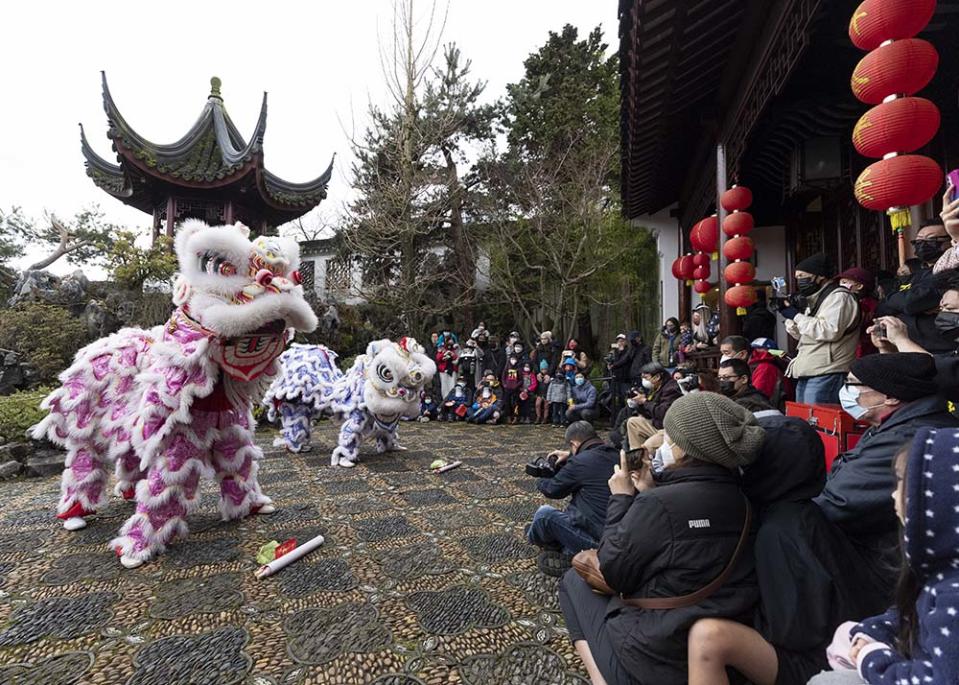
[80,73,333,240]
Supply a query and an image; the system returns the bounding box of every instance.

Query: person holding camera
[776,253,860,405]
[624,362,683,449]
[525,421,620,576]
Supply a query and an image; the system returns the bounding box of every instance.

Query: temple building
[619,0,959,339]
[81,73,333,240]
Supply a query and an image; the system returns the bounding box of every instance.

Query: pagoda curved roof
[80,73,332,225]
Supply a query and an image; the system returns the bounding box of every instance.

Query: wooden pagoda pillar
[716,143,741,338]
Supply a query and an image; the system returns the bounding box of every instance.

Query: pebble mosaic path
[0,421,590,684]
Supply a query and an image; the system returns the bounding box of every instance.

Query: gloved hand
[779,305,799,320]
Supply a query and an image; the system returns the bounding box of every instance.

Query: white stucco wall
[629,205,680,325]
[749,224,788,346]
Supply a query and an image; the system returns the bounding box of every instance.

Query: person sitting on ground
[776,253,860,405]
[686,408,876,685]
[467,372,502,424]
[567,372,598,424]
[440,380,472,422]
[547,369,571,426]
[717,359,775,412]
[806,428,959,685]
[419,393,439,422]
[559,393,764,685]
[870,267,959,400]
[624,361,683,449]
[720,335,781,405]
[652,318,681,367]
[526,421,619,576]
[814,352,959,607]
[838,267,879,358]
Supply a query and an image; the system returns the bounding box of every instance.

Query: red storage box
[785,402,869,471]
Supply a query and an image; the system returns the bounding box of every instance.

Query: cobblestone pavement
[0,421,590,684]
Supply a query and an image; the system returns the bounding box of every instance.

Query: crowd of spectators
[511,199,959,684]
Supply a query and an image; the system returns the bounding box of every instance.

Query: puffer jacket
[597,465,758,684]
[853,427,959,684]
[785,282,860,379]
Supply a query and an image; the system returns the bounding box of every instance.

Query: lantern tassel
[887,207,911,232]
[711,251,719,261]
[736,307,747,316]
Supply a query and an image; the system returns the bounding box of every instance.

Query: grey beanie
[663,393,765,469]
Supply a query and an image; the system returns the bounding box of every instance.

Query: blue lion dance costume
[264,338,436,467]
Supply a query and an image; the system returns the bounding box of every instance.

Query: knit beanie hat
[838,266,875,293]
[850,352,938,401]
[663,393,765,469]
[796,253,835,278]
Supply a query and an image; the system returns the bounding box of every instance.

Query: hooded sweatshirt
[852,427,959,684]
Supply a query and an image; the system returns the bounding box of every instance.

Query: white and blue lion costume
[263,337,436,467]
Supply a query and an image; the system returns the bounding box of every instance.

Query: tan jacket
[785,285,860,379]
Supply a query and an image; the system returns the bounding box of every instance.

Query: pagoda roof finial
[210,76,222,99]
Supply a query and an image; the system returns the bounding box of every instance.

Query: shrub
[0,387,50,441]
[0,304,90,384]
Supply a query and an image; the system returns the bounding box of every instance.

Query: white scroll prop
[254,533,325,579]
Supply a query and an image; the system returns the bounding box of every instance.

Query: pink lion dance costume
[31,220,318,568]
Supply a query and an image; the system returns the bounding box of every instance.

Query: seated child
[441,380,472,422]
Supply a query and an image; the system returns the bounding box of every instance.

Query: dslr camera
[525,453,565,479]
[769,275,806,313]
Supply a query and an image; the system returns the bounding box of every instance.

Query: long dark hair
[892,444,920,657]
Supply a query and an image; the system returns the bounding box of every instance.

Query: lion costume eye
[199,251,236,276]
[376,365,394,383]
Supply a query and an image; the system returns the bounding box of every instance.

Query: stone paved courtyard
[0,421,590,684]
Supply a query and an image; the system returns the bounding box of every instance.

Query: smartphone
[624,447,648,472]
[947,169,959,201]
[876,323,887,340]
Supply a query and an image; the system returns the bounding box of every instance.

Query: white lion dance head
[362,338,437,420]
[172,220,318,381]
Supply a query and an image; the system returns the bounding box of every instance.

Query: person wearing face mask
[777,253,860,404]
[531,331,561,376]
[624,362,683,449]
[501,352,525,425]
[720,336,788,407]
[467,373,502,424]
[653,318,681,367]
[933,181,959,274]
[441,380,472,422]
[567,372,598,424]
[485,334,506,380]
[814,352,957,604]
[526,421,620,577]
[876,220,956,355]
[559,393,763,685]
[607,333,635,418]
[717,359,774,412]
[434,335,460,399]
[836,267,879,358]
[869,268,959,400]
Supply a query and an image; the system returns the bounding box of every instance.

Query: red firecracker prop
[720,185,756,315]
[849,0,942,266]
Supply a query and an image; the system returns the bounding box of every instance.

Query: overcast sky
[0,1,615,273]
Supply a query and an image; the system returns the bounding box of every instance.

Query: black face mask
[718,379,738,397]
[664,325,677,335]
[914,240,946,263]
[935,311,959,339]
[796,277,819,296]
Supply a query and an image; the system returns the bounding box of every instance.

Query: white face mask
[839,383,881,420]
[652,437,676,473]
[641,378,654,391]
[719,354,732,364]
[482,388,491,398]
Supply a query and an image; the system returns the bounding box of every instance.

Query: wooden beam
[717,143,741,338]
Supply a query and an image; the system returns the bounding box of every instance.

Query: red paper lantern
[692,264,711,281]
[854,154,943,211]
[693,280,713,295]
[724,261,756,285]
[690,216,719,254]
[848,0,936,51]
[692,253,710,267]
[675,254,696,280]
[720,186,753,212]
[851,39,938,105]
[722,211,754,237]
[852,97,940,158]
[724,285,757,310]
[723,236,754,262]
[670,257,684,280]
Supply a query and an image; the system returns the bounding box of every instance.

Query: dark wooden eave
[80,73,334,225]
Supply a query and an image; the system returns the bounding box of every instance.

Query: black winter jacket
[597,465,757,684]
[638,378,683,429]
[876,267,955,354]
[814,394,959,542]
[536,437,619,539]
[608,346,634,382]
[627,336,652,381]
